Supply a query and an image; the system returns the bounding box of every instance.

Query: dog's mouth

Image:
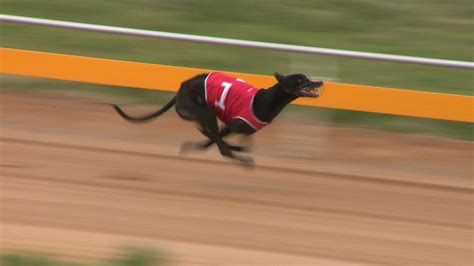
[296,81,324,98]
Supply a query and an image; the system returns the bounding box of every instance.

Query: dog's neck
[252,83,297,123]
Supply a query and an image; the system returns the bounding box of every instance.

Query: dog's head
[274,72,324,98]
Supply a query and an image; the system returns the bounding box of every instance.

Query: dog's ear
[274,72,285,83]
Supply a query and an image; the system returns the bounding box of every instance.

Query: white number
[215,82,232,110]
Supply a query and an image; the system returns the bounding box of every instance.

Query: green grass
[1,247,168,266]
[1,0,473,139]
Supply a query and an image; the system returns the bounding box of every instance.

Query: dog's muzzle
[298,81,324,98]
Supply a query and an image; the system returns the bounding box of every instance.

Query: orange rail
[1,48,472,122]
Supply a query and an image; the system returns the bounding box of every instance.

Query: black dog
[113,72,323,167]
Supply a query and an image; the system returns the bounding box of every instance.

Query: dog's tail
[112,96,176,123]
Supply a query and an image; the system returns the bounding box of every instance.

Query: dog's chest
[205,72,267,130]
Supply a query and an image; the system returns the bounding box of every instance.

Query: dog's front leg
[207,126,254,167]
[180,126,231,154]
[200,129,252,152]
[183,107,254,167]
[196,126,249,151]
[181,119,254,154]
[205,119,255,150]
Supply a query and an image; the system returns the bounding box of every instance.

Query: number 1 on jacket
[215,81,232,110]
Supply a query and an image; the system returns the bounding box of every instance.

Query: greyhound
[113,72,323,167]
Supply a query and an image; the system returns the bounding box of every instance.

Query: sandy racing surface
[1,91,472,265]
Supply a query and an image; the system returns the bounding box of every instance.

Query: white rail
[1,14,473,69]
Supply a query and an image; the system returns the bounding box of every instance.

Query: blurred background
[1,1,473,265]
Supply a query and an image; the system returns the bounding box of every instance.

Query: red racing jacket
[205,72,269,131]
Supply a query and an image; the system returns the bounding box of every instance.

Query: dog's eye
[298,79,303,83]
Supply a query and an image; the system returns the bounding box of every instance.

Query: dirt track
[0,91,472,265]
